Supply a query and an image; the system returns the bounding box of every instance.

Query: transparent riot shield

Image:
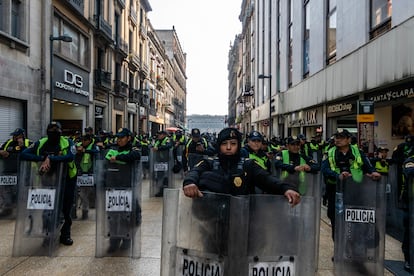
[409,175,414,273]
[161,189,249,276]
[12,161,65,256]
[247,190,319,275]
[0,154,19,218]
[74,153,99,220]
[95,158,142,258]
[386,165,405,238]
[150,148,175,197]
[175,145,185,179]
[140,147,150,180]
[334,176,386,275]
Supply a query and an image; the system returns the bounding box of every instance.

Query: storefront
[286,106,323,139]
[365,79,414,150]
[52,57,89,136]
[326,97,358,138]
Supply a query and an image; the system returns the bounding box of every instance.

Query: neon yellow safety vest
[37,137,77,178]
[3,138,31,150]
[249,153,268,170]
[105,149,130,165]
[281,150,306,194]
[327,144,363,183]
[76,140,95,173]
[375,160,389,174]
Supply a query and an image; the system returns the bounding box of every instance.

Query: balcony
[116,0,125,9]
[94,15,113,44]
[94,69,112,91]
[128,52,141,71]
[139,24,147,38]
[140,62,149,77]
[129,8,137,26]
[156,76,165,90]
[114,80,128,97]
[114,37,128,58]
[128,88,140,103]
[149,70,156,81]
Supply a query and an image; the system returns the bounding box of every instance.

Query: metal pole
[49,37,54,121]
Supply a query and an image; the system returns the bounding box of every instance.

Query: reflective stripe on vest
[328,144,363,183]
[281,149,306,194]
[4,138,30,150]
[38,137,77,178]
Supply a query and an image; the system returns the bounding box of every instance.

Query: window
[0,0,27,41]
[327,0,337,64]
[53,15,89,67]
[303,0,310,77]
[370,0,392,39]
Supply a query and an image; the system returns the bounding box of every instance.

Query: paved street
[0,178,407,275]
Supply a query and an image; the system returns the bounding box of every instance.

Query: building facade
[0,0,186,142]
[230,0,414,151]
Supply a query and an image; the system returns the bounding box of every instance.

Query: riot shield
[174,145,185,179]
[74,153,99,220]
[150,148,176,197]
[161,189,249,276]
[12,161,66,256]
[0,154,19,218]
[409,175,414,273]
[95,158,142,258]
[161,189,317,275]
[140,147,150,180]
[334,176,386,275]
[247,189,319,275]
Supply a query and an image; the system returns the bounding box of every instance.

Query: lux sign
[64,70,83,88]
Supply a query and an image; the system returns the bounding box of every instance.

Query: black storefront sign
[326,97,358,117]
[54,57,89,106]
[365,80,414,104]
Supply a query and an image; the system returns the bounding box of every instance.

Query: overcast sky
[147,0,242,116]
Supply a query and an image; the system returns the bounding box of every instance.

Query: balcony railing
[115,37,128,56]
[94,15,112,43]
[128,88,140,103]
[129,8,137,26]
[139,24,147,37]
[94,69,112,90]
[114,80,128,97]
[128,52,141,70]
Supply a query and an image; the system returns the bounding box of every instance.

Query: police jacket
[240,145,271,171]
[75,140,100,173]
[183,156,297,196]
[105,142,140,163]
[0,138,32,153]
[274,150,319,174]
[321,145,376,184]
[154,136,173,151]
[21,136,77,178]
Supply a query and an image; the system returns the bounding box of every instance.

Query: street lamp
[258,74,272,138]
[50,34,72,121]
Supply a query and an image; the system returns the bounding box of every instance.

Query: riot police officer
[0,128,32,216]
[21,121,77,246]
[321,129,381,241]
[274,136,320,195]
[183,127,300,205]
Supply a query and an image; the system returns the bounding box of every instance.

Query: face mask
[47,131,61,143]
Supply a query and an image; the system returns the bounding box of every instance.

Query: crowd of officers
[0,124,413,272]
